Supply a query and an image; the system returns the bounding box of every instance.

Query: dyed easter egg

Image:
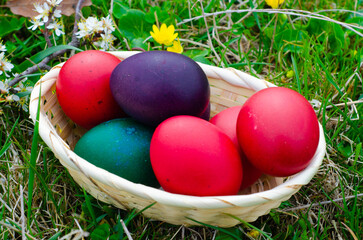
[74,118,159,187]
[110,51,210,126]
[56,50,125,129]
[237,87,320,177]
[150,115,243,196]
[210,106,262,190]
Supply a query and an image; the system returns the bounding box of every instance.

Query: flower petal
[152,24,159,34]
[150,31,159,43]
[160,23,167,32]
[167,25,175,35]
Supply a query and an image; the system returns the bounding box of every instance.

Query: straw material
[29,51,326,227]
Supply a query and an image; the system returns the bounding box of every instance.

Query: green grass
[1,0,362,239]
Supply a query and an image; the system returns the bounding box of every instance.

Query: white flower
[6,95,20,102]
[34,3,51,23]
[76,21,90,38]
[53,9,62,19]
[0,81,8,93]
[97,33,116,50]
[76,17,104,38]
[85,17,103,33]
[28,18,45,31]
[26,86,34,92]
[0,52,14,76]
[47,0,63,7]
[101,15,115,34]
[47,21,64,36]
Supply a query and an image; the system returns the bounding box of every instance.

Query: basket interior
[40,78,285,195]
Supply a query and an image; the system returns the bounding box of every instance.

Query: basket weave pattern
[29,51,326,227]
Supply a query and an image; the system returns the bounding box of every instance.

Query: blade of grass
[248,0,261,31]
[185,217,242,239]
[0,117,19,158]
[123,202,156,225]
[22,153,60,213]
[27,84,41,228]
[316,55,343,96]
[353,143,362,167]
[0,143,11,158]
[83,188,97,227]
[49,231,63,240]
[291,54,301,94]
[32,45,84,63]
[223,213,273,240]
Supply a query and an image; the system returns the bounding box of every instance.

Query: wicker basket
[29,51,326,227]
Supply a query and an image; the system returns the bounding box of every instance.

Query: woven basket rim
[29,50,326,210]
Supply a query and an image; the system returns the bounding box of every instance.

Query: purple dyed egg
[110,51,210,126]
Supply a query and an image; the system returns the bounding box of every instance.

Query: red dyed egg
[210,106,262,190]
[236,87,320,177]
[56,50,125,129]
[150,116,243,196]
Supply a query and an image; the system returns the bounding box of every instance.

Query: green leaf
[264,26,275,39]
[273,29,308,53]
[109,233,122,240]
[306,18,332,37]
[90,223,111,240]
[184,49,209,58]
[183,49,212,65]
[243,15,257,28]
[117,9,152,41]
[353,142,362,166]
[337,142,352,158]
[0,17,26,37]
[15,90,32,99]
[130,38,148,50]
[81,6,92,18]
[49,232,62,240]
[215,227,243,240]
[231,23,245,35]
[91,0,102,5]
[33,45,83,63]
[145,6,170,24]
[17,45,83,73]
[113,0,129,19]
[328,24,345,55]
[192,55,212,65]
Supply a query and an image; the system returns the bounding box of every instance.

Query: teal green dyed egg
[74,118,159,187]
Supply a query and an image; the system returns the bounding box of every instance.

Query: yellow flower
[167,39,183,54]
[150,23,178,46]
[286,70,294,78]
[265,0,285,9]
[247,229,260,239]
